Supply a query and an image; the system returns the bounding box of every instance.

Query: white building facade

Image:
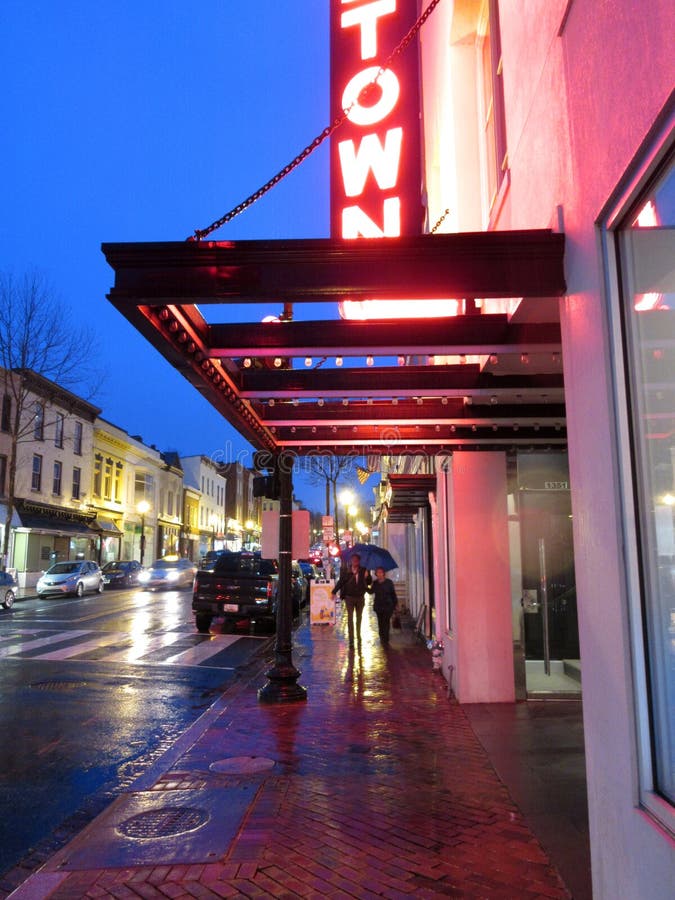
[180,455,226,560]
[417,1,675,896]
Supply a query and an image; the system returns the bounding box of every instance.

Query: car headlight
[166,570,179,582]
[138,571,151,583]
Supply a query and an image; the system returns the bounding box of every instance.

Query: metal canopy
[101,231,567,456]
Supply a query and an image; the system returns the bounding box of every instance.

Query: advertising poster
[310,579,336,625]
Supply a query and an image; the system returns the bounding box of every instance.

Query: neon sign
[330,0,422,239]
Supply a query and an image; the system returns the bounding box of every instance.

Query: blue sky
[1,2,375,515]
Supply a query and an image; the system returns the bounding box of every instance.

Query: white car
[138,557,197,591]
[37,560,104,598]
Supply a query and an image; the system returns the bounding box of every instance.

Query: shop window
[53,460,62,496]
[73,421,83,455]
[1,394,11,433]
[33,402,44,440]
[167,491,174,517]
[31,454,42,492]
[611,140,675,820]
[72,466,81,500]
[54,413,64,448]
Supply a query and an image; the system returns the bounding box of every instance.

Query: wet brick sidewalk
[8,607,576,899]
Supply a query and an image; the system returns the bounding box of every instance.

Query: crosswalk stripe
[36,633,130,661]
[0,630,92,658]
[0,626,256,668]
[161,634,242,666]
[102,631,191,663]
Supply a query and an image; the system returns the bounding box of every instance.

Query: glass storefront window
[617,149,675,807]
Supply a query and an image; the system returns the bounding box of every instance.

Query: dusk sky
[1,2,377,516]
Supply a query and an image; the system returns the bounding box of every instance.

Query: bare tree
[0,270,101,567]
[304,453,357,535]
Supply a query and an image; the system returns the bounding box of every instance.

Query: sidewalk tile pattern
[15,610,573,899]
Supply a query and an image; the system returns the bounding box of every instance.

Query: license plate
[223,603,238,612]
[103,577,111,584]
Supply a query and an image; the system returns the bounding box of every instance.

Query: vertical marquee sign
[330,0,423,239]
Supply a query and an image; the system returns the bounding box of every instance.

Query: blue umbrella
[342,543,398,571]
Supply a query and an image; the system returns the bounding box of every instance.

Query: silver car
[138,557,197,591]
[0,571,17,609]
[36,560,104,598]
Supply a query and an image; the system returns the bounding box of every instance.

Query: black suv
[192,551,303,633]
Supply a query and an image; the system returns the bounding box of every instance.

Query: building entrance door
[514,453,581,698]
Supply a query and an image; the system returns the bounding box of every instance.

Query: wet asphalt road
[0,587,270,882]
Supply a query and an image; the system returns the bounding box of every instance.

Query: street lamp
[340,489,354,542]
[208,513,218,550]
[137,500,150,565]
[347,505,358,546]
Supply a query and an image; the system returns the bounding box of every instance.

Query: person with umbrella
[331,552,372,649]
[372,566,399,646]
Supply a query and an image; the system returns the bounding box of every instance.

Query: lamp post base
[258,662,307,703]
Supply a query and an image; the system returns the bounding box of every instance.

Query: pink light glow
[632,200,663,311]
[339,298,461,320]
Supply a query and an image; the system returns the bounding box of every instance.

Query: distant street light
[340,489,354,542]
[208,513,218,550]
[137,500,150,565]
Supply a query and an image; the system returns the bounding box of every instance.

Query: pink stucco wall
[449,452,514,703]
[497,2,675,896]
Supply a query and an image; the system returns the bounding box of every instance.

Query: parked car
[292,562,309,607]
[297,559,323,582]
[192,551,303,633]
[138,556,197,591]
[36,560,104,598]
[0,571,17,609]
[309,548,323,567]
[200,550,228,572]
[101,560,144,589]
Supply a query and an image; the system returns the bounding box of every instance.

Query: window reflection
[619,152,675,805]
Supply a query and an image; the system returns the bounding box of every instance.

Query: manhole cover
[31,680,87,691]
[117,806,209,839]
[210,756,276,774]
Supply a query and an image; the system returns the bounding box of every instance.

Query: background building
[1,369,100,586]
[180,455,226,561]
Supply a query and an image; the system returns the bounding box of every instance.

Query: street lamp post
[137,500,150,565]
[340,489,354,544]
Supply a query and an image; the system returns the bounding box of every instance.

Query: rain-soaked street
[0,586,270,880]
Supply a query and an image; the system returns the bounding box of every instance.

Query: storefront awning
[102,232,567,455]
[386,474,437,523]
[15,512,94,537]
[90,517,123,536]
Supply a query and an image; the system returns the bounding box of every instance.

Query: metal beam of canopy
[101,231,567,456]
[103,231,565,302]
[206,317,562,358]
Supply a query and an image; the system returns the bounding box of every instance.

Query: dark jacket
[372,577,398,615]
[332,565,372,600]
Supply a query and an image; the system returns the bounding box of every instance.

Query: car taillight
[266,582,273,600]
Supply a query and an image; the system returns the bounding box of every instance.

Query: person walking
[372,566,398,645]
[332,553,372,648]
